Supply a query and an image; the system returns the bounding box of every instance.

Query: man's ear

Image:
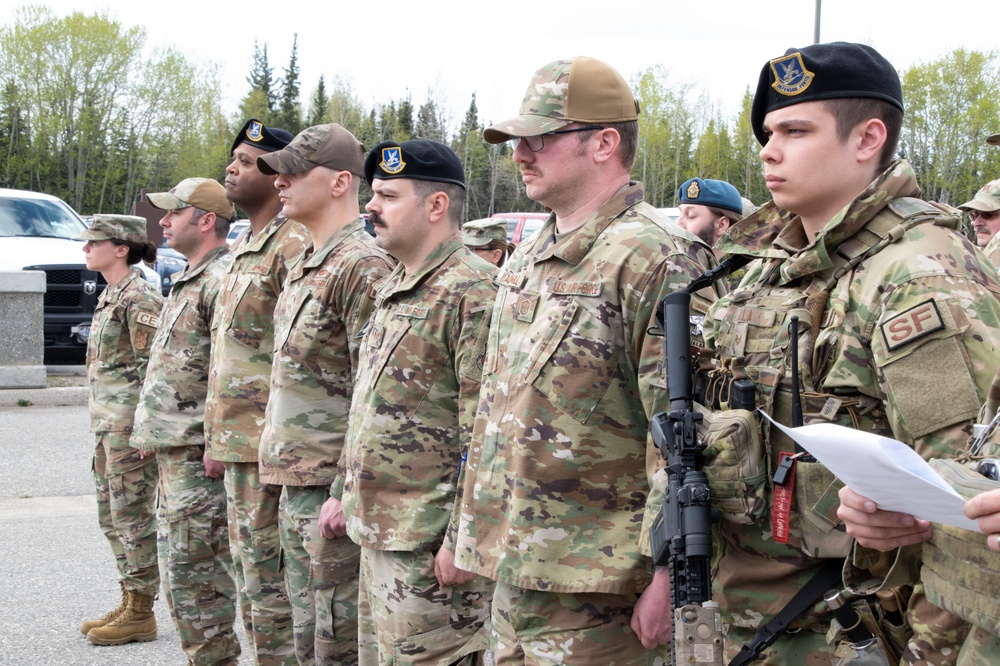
[856,118,888,164]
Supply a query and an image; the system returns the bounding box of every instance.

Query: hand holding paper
[759,412,978,531]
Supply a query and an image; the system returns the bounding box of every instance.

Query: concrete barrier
[0,270,46,388]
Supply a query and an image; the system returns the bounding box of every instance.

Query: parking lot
[0,401,253,665]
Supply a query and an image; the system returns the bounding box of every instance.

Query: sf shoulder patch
[881,299,945,352]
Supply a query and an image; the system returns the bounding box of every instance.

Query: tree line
[3,6,1000,224]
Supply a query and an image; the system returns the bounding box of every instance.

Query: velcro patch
[395,304,428,319]
[135,311,159,328]
[549,280,602,297]
[497,270,525,289]
[133,329,149,350]
[247,263,270,275]
[881,299,945,352]
[514,293,538,323]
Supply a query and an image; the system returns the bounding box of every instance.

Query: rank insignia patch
[770,52,815,97]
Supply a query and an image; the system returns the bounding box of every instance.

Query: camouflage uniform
[980,232,1000,267]
[700,160,1000,663]
[454,183,717,664]
[87,269,163,597]
[259,219,393,665]
[337,237,498,665]
[132,245,240,666]
[205,214,310,665]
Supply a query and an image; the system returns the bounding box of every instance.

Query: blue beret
[751,42,903,146]
[231,118,294,156]
[364,140,466,189]
[677,178,742,215]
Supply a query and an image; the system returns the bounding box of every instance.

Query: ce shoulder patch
[135,311,159,329]
[880,299,945,352]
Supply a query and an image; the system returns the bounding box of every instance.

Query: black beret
[364,140,466,189]
[230,118,294,156]
[751,42,903,146]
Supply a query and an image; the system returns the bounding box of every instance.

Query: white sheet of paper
[759,412,978,531]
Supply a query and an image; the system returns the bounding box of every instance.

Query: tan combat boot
[79,580,128,636]
[86,590,157,645]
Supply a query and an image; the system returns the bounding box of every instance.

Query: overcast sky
[26,0,1000,130]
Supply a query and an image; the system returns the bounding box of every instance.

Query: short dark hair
[823,98,903,171]
[190,206,230,239]
[411,179,466,228]
[577,120,638,169]
[708,205,741,224]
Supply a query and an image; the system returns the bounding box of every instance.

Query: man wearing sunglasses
[959,179,1000,264]
[453,56,719,664]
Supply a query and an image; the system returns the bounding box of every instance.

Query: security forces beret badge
[770,53,815,97]
[246,121,264,143]
[687,181,701,200]
[379,147,406,175]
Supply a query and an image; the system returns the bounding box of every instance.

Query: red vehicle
[491,212,549,244]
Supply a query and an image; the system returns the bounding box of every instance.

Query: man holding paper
[698,42,1000,663]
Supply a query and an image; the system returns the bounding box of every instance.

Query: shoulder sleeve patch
[135,311,159,329]
[880,299,945,352]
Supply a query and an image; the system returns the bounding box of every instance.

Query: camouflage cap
[462,218,509,247]
[231,118,293,156]
[256,123,365,177]
[78,214,147,244]
[483,56,640,143]
[751,42,903,146]
[958,179,1000,213]
[146,177,236,221]
[988,134,1000,146]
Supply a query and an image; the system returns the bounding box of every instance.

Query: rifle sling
[728,558,843,666]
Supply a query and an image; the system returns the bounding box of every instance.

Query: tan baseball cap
[146,178,236,221]
[78,214,148,244]
[958,179,1000,213]
[483,56,640,143]
[256,123,365,177]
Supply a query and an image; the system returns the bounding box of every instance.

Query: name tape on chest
[394,304,429,319]
[880,299,945,352]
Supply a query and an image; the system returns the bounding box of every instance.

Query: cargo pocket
[311,539,361,643]
[527,300,624,424]
[794,458,852,558]
[697,405,768,524]
[248,523,282,564]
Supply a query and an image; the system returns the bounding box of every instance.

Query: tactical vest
[705,197,955,556]
[923,444,1000,637]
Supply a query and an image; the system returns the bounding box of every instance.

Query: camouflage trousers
[490,582,668,666]
[224,461,295,666]
[279,485,361,665]
[358,546,491,665]
[157,446,240,666]
[93,433,159,596]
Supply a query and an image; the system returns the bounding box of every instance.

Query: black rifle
[649,255,749,665]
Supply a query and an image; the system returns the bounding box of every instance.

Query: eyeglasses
[509,126,606,153]
[972,210,1000,221]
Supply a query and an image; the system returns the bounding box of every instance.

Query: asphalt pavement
[0,402,253,665]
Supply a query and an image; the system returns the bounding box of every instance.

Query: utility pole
[814,0,822,43]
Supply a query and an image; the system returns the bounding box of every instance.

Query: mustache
[368,212,384,227]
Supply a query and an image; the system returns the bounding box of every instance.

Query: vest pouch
[695,403,767,524]
[794,458,853,558]
[922,458,1000,636]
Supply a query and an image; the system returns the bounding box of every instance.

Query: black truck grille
[26,265,106,312]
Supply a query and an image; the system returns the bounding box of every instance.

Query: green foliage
[274,34,302,134]
[4,9,1000,229]
[900,49,1000,206]
[0,6,225,214]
